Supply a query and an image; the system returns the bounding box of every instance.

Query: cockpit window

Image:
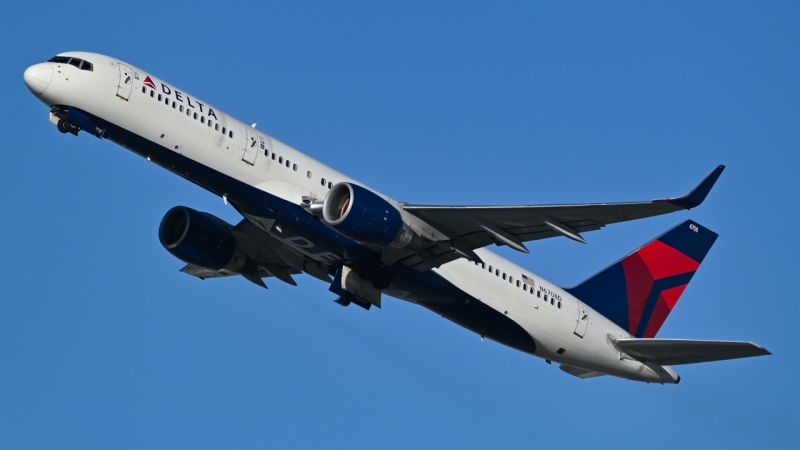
[46,56,93,71]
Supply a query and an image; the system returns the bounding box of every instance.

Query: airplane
[23,51,770,383]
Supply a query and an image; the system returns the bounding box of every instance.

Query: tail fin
[565,220,718,338]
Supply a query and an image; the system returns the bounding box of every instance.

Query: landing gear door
[116,63,133,100]
[574,301,589,338]
[242,127,260,165]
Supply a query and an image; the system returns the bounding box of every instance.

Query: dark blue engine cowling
[158,206,237,270]
[322,183,403,247]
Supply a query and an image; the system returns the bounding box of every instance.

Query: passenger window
[279,156,283,164]
[509,276,513,284]
[80,60,93,71]
[186,109,191,116]
[286,160,290,168]
[321,178,326,186]
[488,265,492,272]
[557,302,562,309]
[172,102,176,108]
[293,164,298,171]
[551,298,555,305]
[544,294,548,302]
[481,263,485,269]
[328,182,332,189]
[180,105,184,112]
[158,94,162,101]
[537,291,541,298]
[272,153,276,160]
[150,90,154,98]
[142,86,146,94]
[201,116,205,124]
[229,131,234,138]
[194,113,198,120]
[516,280,520,287]
[502,273,506,280]
[496,269,500,276]
[523,284,527,291]
[165,97,169,105]
[68,58,82,68]
[221,126,226,134]
[215,124,219,131]
[306,171,312,178]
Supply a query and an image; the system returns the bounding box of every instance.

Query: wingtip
[753,343,772,356]
[668,165,725,209]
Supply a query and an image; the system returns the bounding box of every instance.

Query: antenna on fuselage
[251,123,256,128]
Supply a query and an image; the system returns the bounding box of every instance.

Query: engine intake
[322,183,406,247]
[159,206,250,272]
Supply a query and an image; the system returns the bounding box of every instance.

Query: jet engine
[322,182,422,249]
[158,206,257,274]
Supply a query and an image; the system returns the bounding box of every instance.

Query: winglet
[668,165,725,209]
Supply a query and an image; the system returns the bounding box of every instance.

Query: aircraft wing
[614,338,771,365]
[397,166,724,269]
[179,218,330,288]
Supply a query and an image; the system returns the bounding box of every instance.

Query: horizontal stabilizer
[614,338,771,365]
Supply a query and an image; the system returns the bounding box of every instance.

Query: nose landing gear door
[242,127,260,165]
[116,63,133,100]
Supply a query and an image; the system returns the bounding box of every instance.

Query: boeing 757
[23,52,770,383]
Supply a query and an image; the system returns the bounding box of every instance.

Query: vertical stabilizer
[565,220,717,338]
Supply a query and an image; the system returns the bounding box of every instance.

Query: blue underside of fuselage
[77,108,537,355]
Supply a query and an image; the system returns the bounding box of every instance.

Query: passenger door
[116,63,133,100]
[242,127,259,165]
[574,301,589,338]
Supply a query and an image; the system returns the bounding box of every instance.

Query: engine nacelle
[158,206,251,272]
[322,182,413,248]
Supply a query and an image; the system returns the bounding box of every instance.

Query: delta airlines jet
[23,52,770,383]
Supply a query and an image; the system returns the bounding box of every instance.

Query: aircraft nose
[23,63,53,95]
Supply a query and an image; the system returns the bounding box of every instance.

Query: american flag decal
[521,274,535,287]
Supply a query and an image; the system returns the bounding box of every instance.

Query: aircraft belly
[387,270,537,355]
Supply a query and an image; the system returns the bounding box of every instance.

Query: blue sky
[2,1,798,448]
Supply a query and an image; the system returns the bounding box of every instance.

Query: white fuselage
[24,52,679,383]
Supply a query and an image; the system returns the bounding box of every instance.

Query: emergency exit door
[116,63,133,100]
[242,127,259,165]
[574,301,589,338]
